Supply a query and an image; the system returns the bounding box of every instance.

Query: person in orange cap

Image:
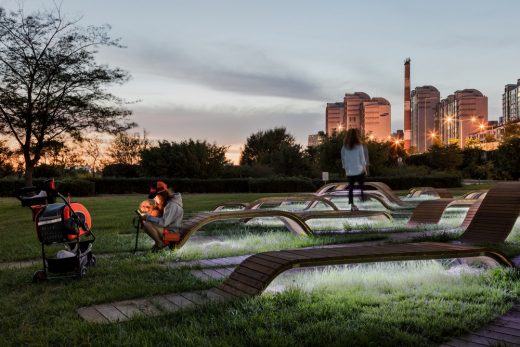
[140,181,183,252]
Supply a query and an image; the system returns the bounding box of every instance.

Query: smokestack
[404,58,411,150]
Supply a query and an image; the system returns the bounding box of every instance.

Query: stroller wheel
[89,255,97,267]
[79,266,88,278]
[32,270,46,283]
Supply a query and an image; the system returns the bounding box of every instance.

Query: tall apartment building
[325,92,391,141]
[362,97,391,140]
[344,92,370,131]
[436,89,488,148]
[325,102,344,135]
[502,79,520,123]
[411,86,440,152]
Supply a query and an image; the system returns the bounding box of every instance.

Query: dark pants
[347,173,365,205]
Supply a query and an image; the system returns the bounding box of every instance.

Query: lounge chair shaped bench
[212,182,520,298]
[316,181,412,207]
[407,187,453,199]
[213,196,340,212]
[174,209,392,249]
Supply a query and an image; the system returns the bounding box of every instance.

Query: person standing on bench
[341,128,368,211]
[141,181,184,252]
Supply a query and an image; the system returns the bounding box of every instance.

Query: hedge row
[0,175,461,197]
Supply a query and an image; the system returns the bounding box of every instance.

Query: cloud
[103,40,328,101]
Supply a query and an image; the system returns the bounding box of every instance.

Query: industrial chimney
[404,58,411,150]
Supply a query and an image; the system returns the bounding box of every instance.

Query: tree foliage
[0,137,14,176]
[140,139,229,178]
[105,131,150,166]
[0,6,134,185]
[240,127,309,176]
[426,143,463,171]
[496,137,520,180]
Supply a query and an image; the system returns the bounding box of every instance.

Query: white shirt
[341,144,367,176]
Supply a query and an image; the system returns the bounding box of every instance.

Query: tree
[141,139,230,178]
[0,6,134,185]
[82,135,104,176]
[0,137,14,176]
[426,143,463,171]
[105,130,150,165]
[240,127,309,176]
[502,122,520,141]
[495,137,520,180]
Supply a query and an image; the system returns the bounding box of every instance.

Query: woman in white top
[340,128,368,211]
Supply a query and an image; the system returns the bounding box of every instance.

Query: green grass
[1,191,520,346]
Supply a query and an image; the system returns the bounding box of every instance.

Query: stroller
[16,180,96,282]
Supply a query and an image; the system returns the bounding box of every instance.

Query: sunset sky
[4,0,520,163]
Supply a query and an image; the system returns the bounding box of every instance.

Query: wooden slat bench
[213,195,340,212]
[215,182,520,298]
[173,209,392,249]
[407,187,453,199]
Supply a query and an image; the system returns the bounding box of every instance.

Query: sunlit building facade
[435,89,488,148]
[325,92,391,140]
[325,102,344,135]
[411,86,440,152]
[362,97,391,141]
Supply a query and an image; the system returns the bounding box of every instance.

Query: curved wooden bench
[174,209,392,249]
[214,182,520,298]
[214,242,514,298]
[408,187,453,199]
[213,196,340,212]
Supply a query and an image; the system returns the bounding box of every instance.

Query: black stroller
[16,180,96,282]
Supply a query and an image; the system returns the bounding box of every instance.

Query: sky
[2,0,519,163]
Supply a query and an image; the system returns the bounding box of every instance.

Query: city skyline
[4,0,520,162]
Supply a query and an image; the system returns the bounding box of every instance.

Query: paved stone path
[440,304,520,346]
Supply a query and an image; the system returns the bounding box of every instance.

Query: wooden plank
[163,294,195,309]
[485,324,520,337]
[217,283,250,298]
[235,266,271,282]
[223,279,260,296]
[95,304,129,322]
[149,295,181,313]
[77,307,109,323]
[208,287,239,300]
[243,257,283,273]
[228,272,265,290]
[471,329,520,344]
[442,337,487,346]
[180,292,210,306]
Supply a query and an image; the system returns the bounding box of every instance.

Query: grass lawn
[1,189,519,346]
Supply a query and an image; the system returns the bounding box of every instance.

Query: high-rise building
[344,92,370,131]
[325,92,391,140]
[362,97,391,141]
[436,89,488,148]
[502,79,520,123]
[411,86,440,152]
[325,102,344,135]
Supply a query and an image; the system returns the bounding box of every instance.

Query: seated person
[140,182,184,252]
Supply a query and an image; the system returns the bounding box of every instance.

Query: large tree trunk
[24,165,33,187]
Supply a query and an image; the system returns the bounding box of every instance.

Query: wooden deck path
[440,304,520,347]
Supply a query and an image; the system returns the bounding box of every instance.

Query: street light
[422,97,438,152]
[445,115,479,147]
